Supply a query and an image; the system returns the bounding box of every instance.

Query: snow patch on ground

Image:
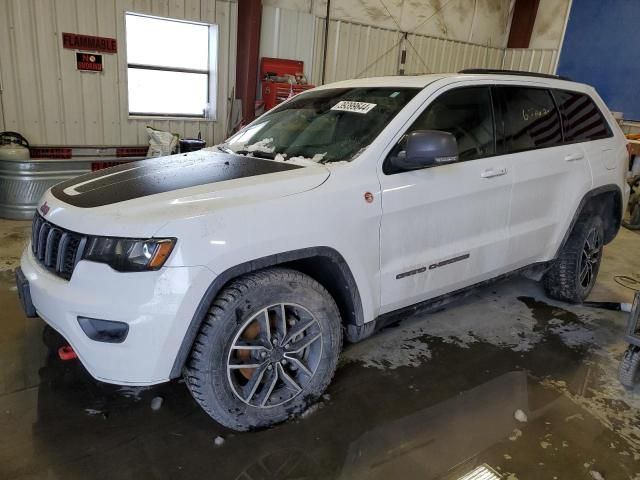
[300,401,324,419]
[509,428,522,441]
[514,409,528,423]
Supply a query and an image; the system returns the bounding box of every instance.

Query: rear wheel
[544,215,604,303]
[184,268,342,431]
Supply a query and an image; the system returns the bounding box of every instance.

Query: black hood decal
[51,151,303,208]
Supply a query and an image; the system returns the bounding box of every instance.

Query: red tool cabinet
[260,57,314,111]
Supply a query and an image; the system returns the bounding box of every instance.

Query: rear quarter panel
[586,86,629,214]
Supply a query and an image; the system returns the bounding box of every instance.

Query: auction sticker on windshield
[331,101,377,114]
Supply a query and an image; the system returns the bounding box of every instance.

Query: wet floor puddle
[1,270,640,479]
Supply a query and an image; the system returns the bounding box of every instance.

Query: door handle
[480,167,508,178]
[564,152,585,162]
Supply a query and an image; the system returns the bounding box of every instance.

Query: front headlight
[83,237,176,272]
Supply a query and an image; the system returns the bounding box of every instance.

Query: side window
[553,90,612,142]
[496,87,562,153]
[406,87,495,162]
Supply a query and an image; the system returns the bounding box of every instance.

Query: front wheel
[184,268,342,431]
[544,215,604,303]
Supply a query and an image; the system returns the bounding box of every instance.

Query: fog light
[78,317,129,343]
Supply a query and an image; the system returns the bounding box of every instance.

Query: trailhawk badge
[39,202,50,216]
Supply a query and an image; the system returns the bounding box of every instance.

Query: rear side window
[406,86,495,161]
[553,90,612,142]
[495,87,562,153]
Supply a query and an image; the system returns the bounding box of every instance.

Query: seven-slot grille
[31,214,87,280]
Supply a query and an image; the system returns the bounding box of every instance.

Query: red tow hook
[58,345,78,361]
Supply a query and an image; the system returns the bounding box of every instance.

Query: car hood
[40,150,330,237]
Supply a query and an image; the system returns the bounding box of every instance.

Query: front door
[378,85,513,314]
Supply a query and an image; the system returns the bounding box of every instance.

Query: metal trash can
[179,134,206,153]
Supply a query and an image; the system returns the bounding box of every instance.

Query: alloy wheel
[227,303,323,408]
[579,226,602,289]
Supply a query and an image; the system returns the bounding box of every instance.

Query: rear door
[554,89,618,171]
[494,85,593,268]
[378,84,514,313]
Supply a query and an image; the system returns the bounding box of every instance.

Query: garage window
[125,13,217,118]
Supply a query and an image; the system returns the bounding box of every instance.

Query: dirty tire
[619,346,640,389]
[543,215,604,303]
[184,268,342,431]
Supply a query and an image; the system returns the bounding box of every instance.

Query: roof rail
[458,68,571,81]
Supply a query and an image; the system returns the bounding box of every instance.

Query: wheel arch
[557,184,623,256]
[170,246,364,379]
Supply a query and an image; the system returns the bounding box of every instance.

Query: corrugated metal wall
[404,34,504,75]
[0,0,237,147]
[502,48,558,75]
[261,7,558,86]
[319,20,402,84]
[260,6,317,82]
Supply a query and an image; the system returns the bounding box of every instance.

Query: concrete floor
[1,219,640,480]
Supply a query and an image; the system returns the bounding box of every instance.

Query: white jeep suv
[16,70,630,430]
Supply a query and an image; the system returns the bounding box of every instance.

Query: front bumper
[20,246,216,385]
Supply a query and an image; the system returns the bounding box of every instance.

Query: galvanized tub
[0,146,147,220]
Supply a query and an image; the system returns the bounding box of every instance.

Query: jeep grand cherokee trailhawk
[17,70,630,431]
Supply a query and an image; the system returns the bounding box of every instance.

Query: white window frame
[124,12,218,121]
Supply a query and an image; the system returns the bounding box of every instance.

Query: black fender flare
[169,246,364,379]
[555,184,623,257]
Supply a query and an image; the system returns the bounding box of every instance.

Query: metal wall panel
[260,12,558,85]
[0,0,237,146]
[405,34,504,75]
[260,6,317,82]
[326,21,402,83]
[309,19,402,84]
[501,48,558,75]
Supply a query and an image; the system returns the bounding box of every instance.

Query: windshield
[222,87,419,164]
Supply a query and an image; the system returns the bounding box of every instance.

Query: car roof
[314,73,591,93]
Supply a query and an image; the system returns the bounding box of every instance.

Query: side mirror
[391,130,458,171]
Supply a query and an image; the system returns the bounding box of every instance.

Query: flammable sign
[76,52,103,72]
